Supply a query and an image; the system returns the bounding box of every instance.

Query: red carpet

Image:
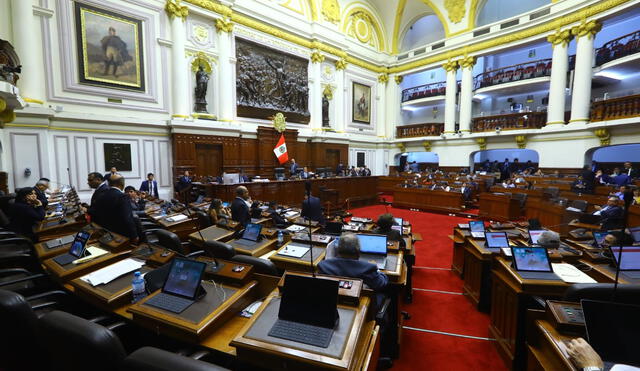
[348,204,507,371]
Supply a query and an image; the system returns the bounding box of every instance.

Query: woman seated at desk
[208,198,231,224]
[372,213,406,249]
[6,187,46,242]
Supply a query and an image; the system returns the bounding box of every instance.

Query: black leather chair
[230,255,279,276]
[569,199,589,212]
[39,310,127,371]
[152,230,204,258]
[0,289,49,371]
[122,347,230,371]
[195,211,212,229]
[563,283,640,306]
[203,240,235,260]
[144,263,173,294]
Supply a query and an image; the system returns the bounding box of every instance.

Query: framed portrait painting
[352,82,371,124]
[74,2,145,91]
[103,143,132,172]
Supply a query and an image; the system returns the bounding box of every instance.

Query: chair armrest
[375,297,392,324]
[31,301,59,311]
[186,250,205,258]
[0,237,34,246]
[530,295,547,310]
[0,231,17,238]
[106,321,127,331]
[26,290,68,302]
[0,271,47,288]
[189,350,209,360]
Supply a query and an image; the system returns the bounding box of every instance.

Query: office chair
[195,210,212,229]
[230,255,279,276]
[144,263,173,294]
[122,346,230,371]
[39,310,128,371]
[202,240,235,260]
[563,284,640,306]
[569,199,589,212]
[152,230,190,256]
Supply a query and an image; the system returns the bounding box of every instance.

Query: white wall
[401,15,445,52]
[476,0,548,27]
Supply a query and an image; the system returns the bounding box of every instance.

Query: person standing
[139,173,159,199]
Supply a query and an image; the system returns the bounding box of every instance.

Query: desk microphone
[181,197,223,273]
[305,181,315,278]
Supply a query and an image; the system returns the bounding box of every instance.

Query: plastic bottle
[132,271,146,303]
[277,231,284,247]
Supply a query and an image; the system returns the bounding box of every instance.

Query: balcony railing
[595,29,640,67]
[474,58,552,90]
[591,93,640,122]
[471,112,546,132]
[402,81,448,103]
[397,123,445,138]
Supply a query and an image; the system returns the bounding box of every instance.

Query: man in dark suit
[593,197,624,230]
[623,162,639,179]
[104,167,119,181]
[125,186,146,216]
[176,170,192,191]
[266,201,287,227]
[336,163,344,176]
[231,185,251,227]
[139,173,159,199]
[461,182,473,202]
[90,174,138,240]
[88,172,108,207]
[579,165,595,193]
[372,213,406,248]
[302,182,325,225]
[33,178,50,209]
[289,158,299,177]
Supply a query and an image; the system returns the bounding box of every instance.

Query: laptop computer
[469,221,486,239]
[485,231,511,252]
[145,258,206,314]
[194,195,205,204]
[592,231,609,248]
[629,226,640,243]
[325,221,344,236]
[44,234,76,250]
[53,231,92,266]
[609,246,640,279]
[268,275,339,348]
[234,223,263,247]
[356,234,387,270]
[510,246,561,280]
[582,299,640,366]
[528,230,546,245]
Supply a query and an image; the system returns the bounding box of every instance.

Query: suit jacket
[90,182,109,206]
[90,188,138,239]
[139,180,159,198]
[34,188,48,209]
[267,208,287,227]
[6,201,45,242]
[336,164,344,175]
[231,197,251,227]
[302,195,325,225]
[318,258,388,292]
[599,205,624,230]
[372,227,406,248]
[461,187,473,201]
[625,167,639,178]
[177,176,192,191]
[290,163,299,175]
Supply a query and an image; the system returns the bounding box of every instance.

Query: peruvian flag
[273,134,289,164]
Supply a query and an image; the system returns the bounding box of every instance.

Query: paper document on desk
[286,224,305,232]
[166,214,188,223]
[278,243,309,258]
[73,246,109,264]
[565,207,582,212]
[80,258,144,286]
[284,211,300,218]
[551,263,597,283]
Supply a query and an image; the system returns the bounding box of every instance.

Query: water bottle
[132,271,146,303]
[57,203,63,213]
[277,231,284,247]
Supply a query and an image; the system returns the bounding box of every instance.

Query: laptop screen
[629,227,640,243]
[162,258,206,300]
[583,300,640,366]
[610,246,640,271]
[528,230,545,245]
[278,275,338,328]
[485,232,509,248]
[325,222,343,235]
[69,231,91,258]
[392,218,404,232]
[394,217,403,226]
[242,223,262,241]
[511,247,552,272]
[593,231,609,247]
[469,221,485,233]
[357,234,387,255]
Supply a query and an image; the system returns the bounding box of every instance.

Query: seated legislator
[535,231,560,249]
[301,181,325,225]
[124,186,146,216]
[318,233,389,306]
[208,198,231,225]
[372,213,406,248]
[231,186,251,227]
[593,197,624,230]
[266,201,287,227]
[176,170,192,192]
[139,172,159,199]
[6,187,46,242]
[33,177,50,208]
[90,175,138,241]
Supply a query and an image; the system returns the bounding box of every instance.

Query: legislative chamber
[1,0,640,370]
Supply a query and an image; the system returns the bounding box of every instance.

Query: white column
[11,0,45,104]
[168,5,189,119]
[443,60,459,134]
[376,74,388,138]
[546,29,572,126]
[309,52,323,131]
[458,57,475,133]
[216,19,234,122]
[569,20,601,125]
[334,61,346,132]
[386,75,402,140]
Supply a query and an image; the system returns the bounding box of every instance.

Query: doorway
[195,143,222,177]
[325,149,340,171]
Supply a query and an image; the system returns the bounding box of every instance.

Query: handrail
[402,81,448,102]
[396,123,445,138]
[474,58,552,90]
[471,111,546,132]
[595,29,640,66]
[590,93,640,122]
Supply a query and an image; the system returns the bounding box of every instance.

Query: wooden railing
[471,112,546,132]
[402,81,451,103]
[590,93,640,122]
[474,58,552,90]
[595,29,640,66]
[396,123,445,138]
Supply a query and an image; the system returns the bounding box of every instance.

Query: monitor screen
[356,234,387,254]
[222,201,229,208]
[162,258,206,299]
[485,232,509,248]
[69,231,91,257]
[278,275,338,328]
[394,217,403,226]
[593,231,609,246]
[528,230,545,245]
[469,221,485,233]
[610,246,640,271]
[629,227,640,243]
[511,247,552,272]
[583,300,640,366]
[242,223,262,241]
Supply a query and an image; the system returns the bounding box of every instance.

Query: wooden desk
[526,319,578,371]
[479,193,521,221]
[228,238,278,257]
[393,187,464,213]
[35,215,86,240]
[629,204,640,227]
[34,235,75,260]
[155,212,199,240]
[526,202,576,236]
[42,248,130,281]
[578,259,640,284]
[269,243,326,272]
[463,238,499,312]
[188,225,235,247]
[451,228,467,276]
[377,176,406,193]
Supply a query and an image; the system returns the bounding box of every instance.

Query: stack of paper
[166,214,188,223]
[80,258,145,286]
[551,263,597,283]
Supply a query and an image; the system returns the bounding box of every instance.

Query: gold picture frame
[352,82,371,124]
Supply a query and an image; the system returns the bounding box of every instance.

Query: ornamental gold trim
[215,17,234,33]
[378,73,389,84]
[444,0,466,24]
[335,58,348,70]
[571,19,602,40]
[310,51,325,63]
[458,55,476,69]
[165,0,188,20]
[442,60,459,72]
[547,28,573,47]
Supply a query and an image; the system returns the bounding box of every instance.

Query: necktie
[149,182,153,196]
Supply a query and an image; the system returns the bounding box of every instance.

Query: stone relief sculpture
[236,39,310,123]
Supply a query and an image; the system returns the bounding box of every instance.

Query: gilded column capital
[442,60,459,72]
[571,19,602,40]
[215,17,234,33]
[165,0,188,20]
[476,137,487,150]
[310,51,325,64]
[515,135,526,149]
[547,29,573,47]
[335,58,348,70]
[422,141,432,152]
[378,73,389,84]
[458,56,476,69]
[594,128,611,146]
[394,75,403,85]
[396,142,406,153]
